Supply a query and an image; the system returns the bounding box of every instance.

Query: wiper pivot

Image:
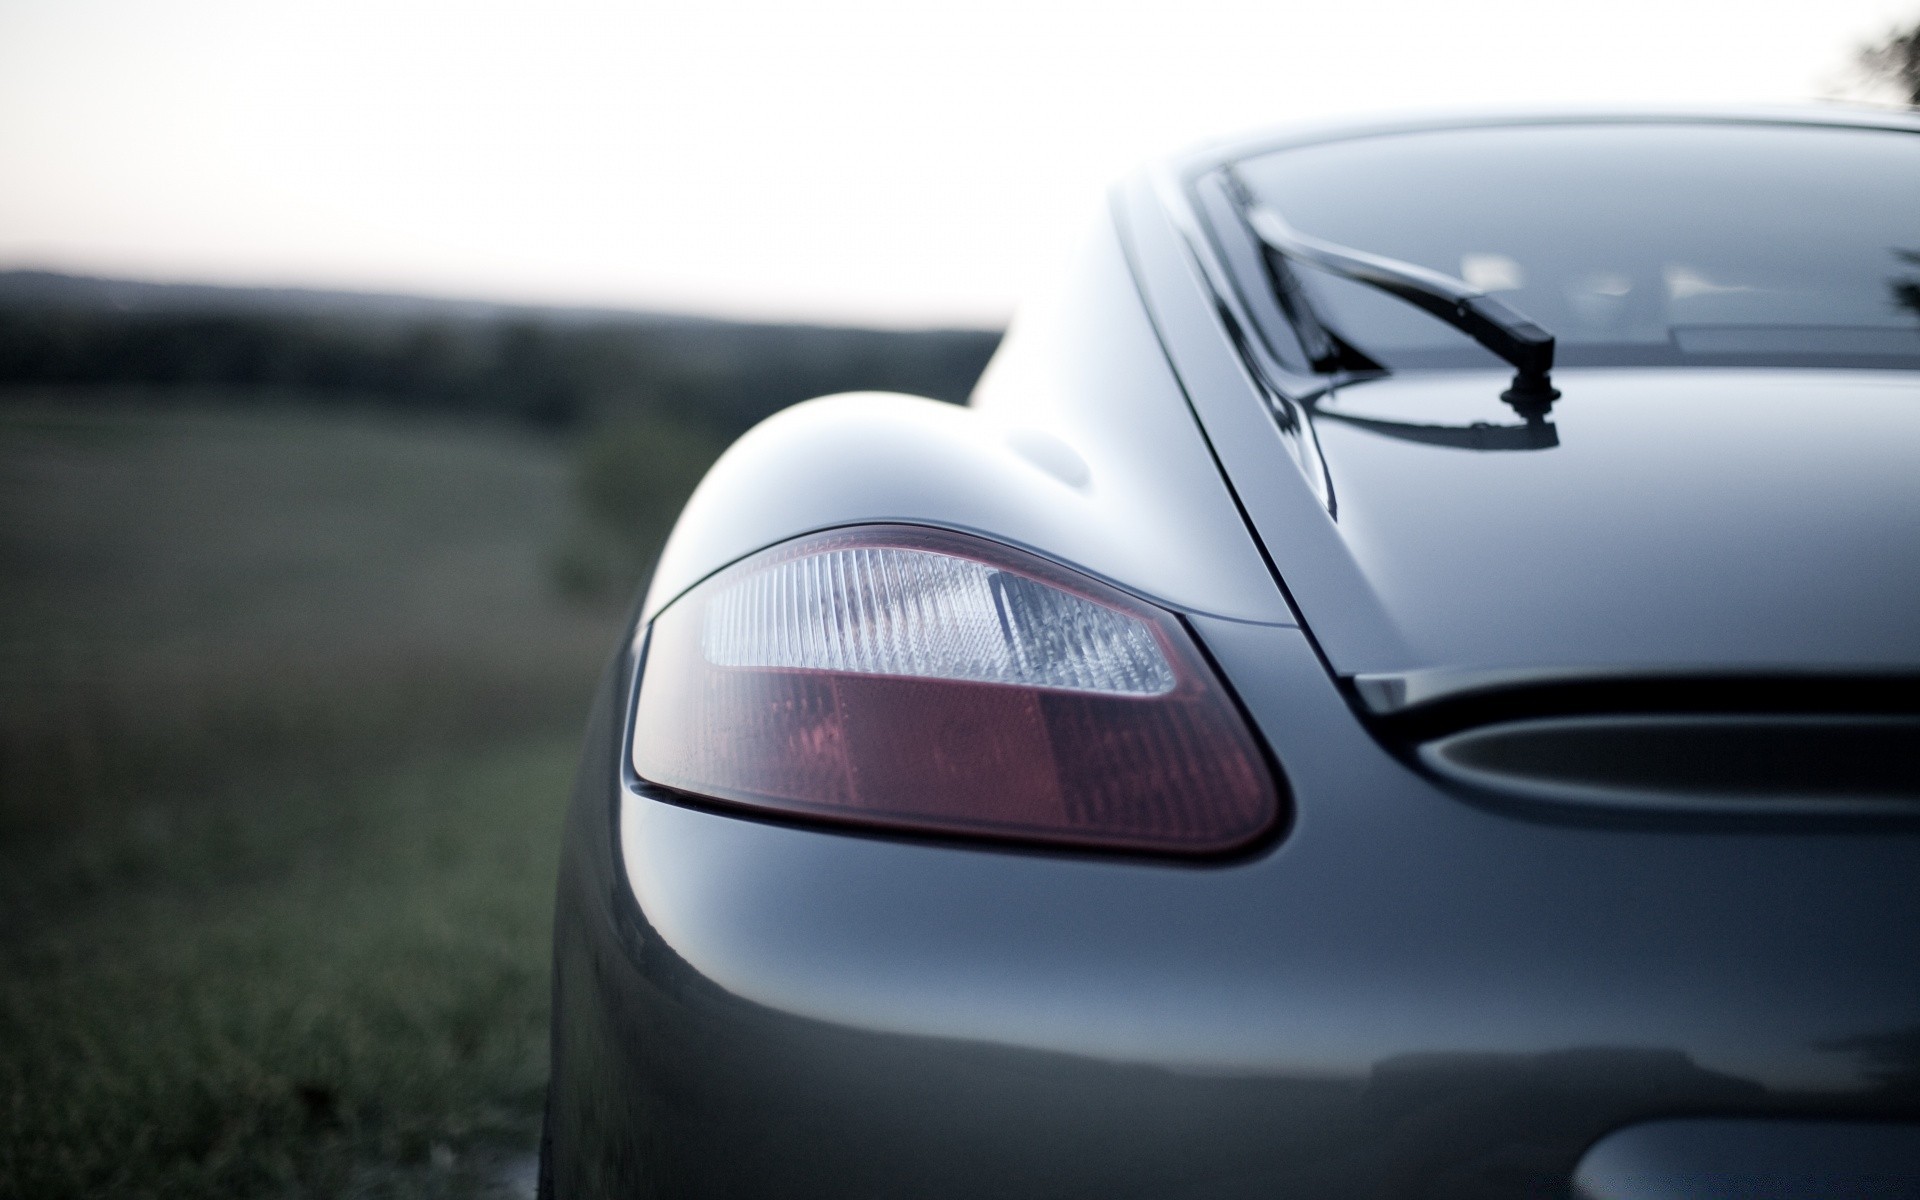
[1243,202,1560,413]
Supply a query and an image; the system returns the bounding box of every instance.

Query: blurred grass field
[0,394,675,1197]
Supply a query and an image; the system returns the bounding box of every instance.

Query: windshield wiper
[1310,405,1558,452]
[1241,200,1561,413]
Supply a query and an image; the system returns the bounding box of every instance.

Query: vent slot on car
[1352,670,1920,817]
[1420,715,1920,816]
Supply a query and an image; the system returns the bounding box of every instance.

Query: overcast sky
[0,0,1913,326]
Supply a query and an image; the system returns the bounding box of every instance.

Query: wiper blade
[1312,407,1558,452]
[1242,201,1561,411]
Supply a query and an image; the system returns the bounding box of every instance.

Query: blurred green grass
[1,740,571,1199]
[0,394,675,1196]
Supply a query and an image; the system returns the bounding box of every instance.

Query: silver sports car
[541,107,1920,1198]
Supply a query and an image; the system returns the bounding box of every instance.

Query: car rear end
[544,110,1920,1198]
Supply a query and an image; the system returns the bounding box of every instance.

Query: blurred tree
[1859,17,1920,104]
[574,416,721,543]
[0,285,998,436]
[549,415,727,601]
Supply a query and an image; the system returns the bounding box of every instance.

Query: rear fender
[641,214,1290,627]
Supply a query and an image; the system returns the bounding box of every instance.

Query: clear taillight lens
[632,526,1281,855]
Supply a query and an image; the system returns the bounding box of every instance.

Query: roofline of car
[1165,102,1920,180]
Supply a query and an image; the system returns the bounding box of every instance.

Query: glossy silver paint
[548,111,1920,1198]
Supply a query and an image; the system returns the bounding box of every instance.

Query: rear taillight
[632,526,1280,854]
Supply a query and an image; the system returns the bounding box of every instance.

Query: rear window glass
[1231,122,1920,369]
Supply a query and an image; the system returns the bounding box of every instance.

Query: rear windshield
[1231,121,1920,370]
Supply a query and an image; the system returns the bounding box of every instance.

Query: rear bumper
[548,617,1920,1199]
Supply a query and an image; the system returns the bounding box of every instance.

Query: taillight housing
[631,526,1281,855]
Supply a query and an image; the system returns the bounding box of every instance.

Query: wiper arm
[1243,202,1561,412]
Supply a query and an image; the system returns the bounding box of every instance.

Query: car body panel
[1301,367,1920,677]
[1118,157,1920,682]
[1120,169,1419,666]
[1572,1118,1920,1199]
[640,222,1289,627]
[547,615,1920,1198]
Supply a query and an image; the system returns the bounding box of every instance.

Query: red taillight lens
[632,526,1280,854]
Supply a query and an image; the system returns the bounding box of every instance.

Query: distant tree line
[0,278,1001,437]
[1859,17,1920,105]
